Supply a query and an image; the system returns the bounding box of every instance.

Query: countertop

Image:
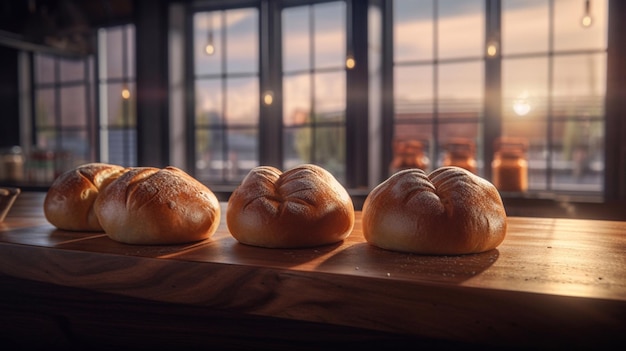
[1,192,625,349]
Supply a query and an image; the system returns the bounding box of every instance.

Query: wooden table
[1,192,625,349]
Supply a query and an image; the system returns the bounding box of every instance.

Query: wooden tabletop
[1,192,625,348]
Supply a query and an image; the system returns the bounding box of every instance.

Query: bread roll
[94,166,220,245]
[362,166,507,255]
[44,163,128,231]
[226,164,355,248]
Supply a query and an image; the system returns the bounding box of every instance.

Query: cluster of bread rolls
[44,163,221,245]
[45,162,506,255]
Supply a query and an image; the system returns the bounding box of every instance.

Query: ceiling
[0,0,134,56]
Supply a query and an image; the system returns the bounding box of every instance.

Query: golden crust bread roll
[362,166,507,255]
[44,163,128,231]
[94,166,220,245]
[226,164,355,248]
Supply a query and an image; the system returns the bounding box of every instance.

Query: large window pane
[226,8,258,74]
[35,55,55,84]
[554,0,607,51]
[438,61,483,118]
[283,6,310,72]
[552,119,603,191]
[502,57,549,117]
[194,12,223,76]
[283,74,311,126]
[284,126,311,169]
[281,1,346,182]
[502,0,549,55]
[195,79,223,126]
[105,83,135,127]
[394,65,434,120]
[60,86,87,127]
[438,0,484,59]
[314,2,345,69]
[193,7,259,184]
[394,0,433,62]
[226,77,259,125]
[314,71,345,120]
[35,89,56,128]
[59,59,85,83]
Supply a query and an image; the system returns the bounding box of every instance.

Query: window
[193,8,260,184]
[392,0,607,195]
[31,54,96,183]
[501,0,607,192]
[98,24,137,167]
[282,2,347,182]
[393,0,486,177]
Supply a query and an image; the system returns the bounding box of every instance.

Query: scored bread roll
[226,164,355,248]
[44,163,128,231]
[362,166,507,255]
[94,166,220,245]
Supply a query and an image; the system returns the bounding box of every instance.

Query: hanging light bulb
[121,83,130,100]
[345,52,356,70]
[486,39,499,57]
[205,12,215,55]
[263,91,274,106]
[581,0,593,28]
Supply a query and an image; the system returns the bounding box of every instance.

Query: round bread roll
[94,166,221,245]
[362,166,507,255]
[226,164,355,248]
[44,163,128,231]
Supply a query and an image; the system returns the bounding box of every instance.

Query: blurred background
[1,0,624,214]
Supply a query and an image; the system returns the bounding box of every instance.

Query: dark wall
[0,46,19,148]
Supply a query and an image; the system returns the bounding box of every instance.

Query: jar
[492,137,528,192]
[443,139,477,174]
[389,139,430,174]
[0,146,25,182]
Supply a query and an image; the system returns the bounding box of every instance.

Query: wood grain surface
[1,192,625,349]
